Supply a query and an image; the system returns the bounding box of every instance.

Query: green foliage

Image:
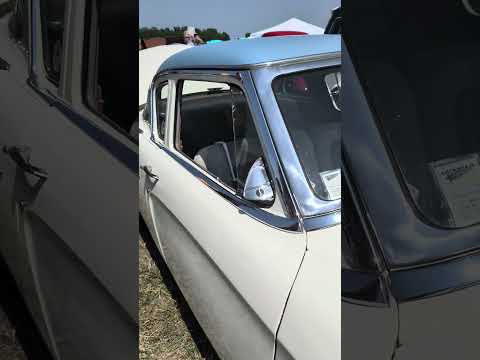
[245,32,251,38]
[139,26,230,42]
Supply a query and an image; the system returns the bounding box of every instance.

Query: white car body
[0,2,137,359]
[139,35,341,360]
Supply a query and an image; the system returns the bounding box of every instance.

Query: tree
[245,32,251,38]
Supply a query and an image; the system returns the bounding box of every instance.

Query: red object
[143,37,166,48]
[262,31,308,37]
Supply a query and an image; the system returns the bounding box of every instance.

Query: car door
[275,223,341,360]
[141,72,307,359]
[341,170,398,360]
[1,1,138,359]
[139,83,168,249]
[0,0,52,345]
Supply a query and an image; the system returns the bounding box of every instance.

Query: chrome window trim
[303,210,341,231]
[156,144,301,233]
[251,56,342,218]
[150,77,171,144]
[151,69,302,229]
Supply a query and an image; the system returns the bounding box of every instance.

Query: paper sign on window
[430,153,480,227]
[320,169,341,201]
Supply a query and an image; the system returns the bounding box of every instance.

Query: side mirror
[243,158,274,206]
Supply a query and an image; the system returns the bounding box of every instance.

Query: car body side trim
[303,211,341,231]
[27,78,138,174]
[390,250,480,302]
[156,144,302,233]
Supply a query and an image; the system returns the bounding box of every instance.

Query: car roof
[139,44,188,106]
[157,35,340,73]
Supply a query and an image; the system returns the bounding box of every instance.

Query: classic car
[139,35,341,359]
[0,1,138,359]
[342,2,480,359]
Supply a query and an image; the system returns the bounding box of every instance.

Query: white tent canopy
[249,18,324,38]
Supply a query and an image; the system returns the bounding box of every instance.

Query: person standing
[183,26,205,46]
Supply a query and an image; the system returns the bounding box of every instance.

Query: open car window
[175,80,270,204]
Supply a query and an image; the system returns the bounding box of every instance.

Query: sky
[139,0,340,39]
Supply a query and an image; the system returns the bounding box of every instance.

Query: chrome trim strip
[303,210,341,231]
[156,52,341,73]
[240,72,300,219]
[390,251,480,302]
[158,144,301,233]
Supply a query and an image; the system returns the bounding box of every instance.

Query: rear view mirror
[243,158,274,206]
[325,72,342,111]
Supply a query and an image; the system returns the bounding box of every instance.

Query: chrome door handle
[3,146,48,180]
[141,165,158,181]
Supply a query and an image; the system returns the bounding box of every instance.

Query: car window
[345,5,480,229]
[84,0,137,139]
[8,0,29,49]
[40,0,65,84]
[273,67,341,201]
[155,82,169,140]
[176,80,267,197]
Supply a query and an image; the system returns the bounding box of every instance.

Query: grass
[139,221,219,360]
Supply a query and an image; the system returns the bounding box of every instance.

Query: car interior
[175,83,263,193]
[344,0,480,227]
[273,70,341,200]
[86,0,138,137]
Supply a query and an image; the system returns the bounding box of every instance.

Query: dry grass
[0,307,27,360]
[139,223,219,360]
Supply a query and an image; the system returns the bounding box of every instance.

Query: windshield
[273,67,341,201]
[345,3,480,229]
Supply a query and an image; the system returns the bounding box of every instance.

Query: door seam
[272,233,308,360]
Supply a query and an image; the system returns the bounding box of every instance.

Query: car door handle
[141,165,159,180]
[3,146,48,180]
[0,57,9,71]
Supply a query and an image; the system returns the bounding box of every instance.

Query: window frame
[80,0,138,143]
[151,81,169,143]
[251,56,342,219]
[39,0,66,86]
[174,77,272,196]
[150,70,300,226]
[272,65,342,202]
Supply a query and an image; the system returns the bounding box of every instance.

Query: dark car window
[273,67,341,201]
[176,80,267,198]
[8,0,29,49]
[345,2,480,229]
[84,0,138,138]
[40,0,65,84]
